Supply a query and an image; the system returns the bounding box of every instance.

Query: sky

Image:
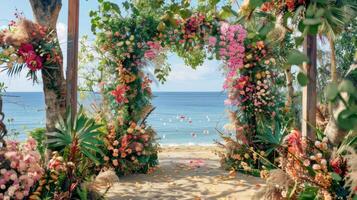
[0,0,225,92]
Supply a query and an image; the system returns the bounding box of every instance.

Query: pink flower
[208,36,217,46]
[284,129,303,154]
[144,41,162,60]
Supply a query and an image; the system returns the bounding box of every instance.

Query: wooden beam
[66,0,80,117]
[302,34,317,139]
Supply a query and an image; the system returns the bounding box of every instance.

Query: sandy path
[104,146,264,200]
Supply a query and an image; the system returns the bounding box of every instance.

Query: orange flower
[256,41,265,50]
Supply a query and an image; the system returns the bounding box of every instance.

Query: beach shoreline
[104,145,264,200]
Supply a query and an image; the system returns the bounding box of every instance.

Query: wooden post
[66,0,80,118]
[302,34,317,139]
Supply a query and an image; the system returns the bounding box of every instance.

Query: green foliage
[297,72,309,86]
[297,185,319,200]
[255,118,289,155]
[46,106,104,164]
[287,50,309,66]
[0,82,6,94]
[336,18,357,76]
[326,78,357,131]
[29,127,47,164]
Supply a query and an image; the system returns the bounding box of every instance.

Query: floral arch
[89,1,283,175]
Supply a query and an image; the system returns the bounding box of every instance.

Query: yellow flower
[127,128,134,134]
[244,153,250,159]
[255,73,262,79]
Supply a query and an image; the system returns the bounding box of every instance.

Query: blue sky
[0,0,225,92]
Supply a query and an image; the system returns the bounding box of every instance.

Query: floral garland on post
[0,18,62,82]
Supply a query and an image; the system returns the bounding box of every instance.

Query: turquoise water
[2,92,229,145]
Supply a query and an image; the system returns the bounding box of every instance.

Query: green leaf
[303,18,323,25]
[259,22,274,36]
[179,8,191,19]
[297,72,309,86]
[314,8,325,18]
[298,21,305,33]
[330,172,342,181]
[298,185,318,200]
[287,50,309,65]
[338,80,356,94]
[307,25,319,35]
[294,36,304,46]
[81,148,100,164]
[249,0,264,9]
[219,6,233,19]
[337,109,357,130]
[325,83,338,101]
[122,1,130,10]
[137,156,150,164]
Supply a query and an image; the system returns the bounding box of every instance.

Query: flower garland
[0,18,62,81]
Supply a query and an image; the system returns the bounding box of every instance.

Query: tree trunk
[29,0,66,132]
[329,36,337,82]
[302,35,317,139]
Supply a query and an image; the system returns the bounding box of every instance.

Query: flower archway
[89,1,283,174]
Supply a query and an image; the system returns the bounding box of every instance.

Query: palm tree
[318,0,357,82]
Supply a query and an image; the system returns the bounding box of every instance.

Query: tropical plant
[28,127,47,164]
[46,106,104,165]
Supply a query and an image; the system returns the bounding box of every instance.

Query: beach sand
[104,146,264,200]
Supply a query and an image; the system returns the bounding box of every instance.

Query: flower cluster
[0,18,62,79]
[261,0,307,13]
[218,139,268,177]
[111,84,130,104]
[218,23,246,75]
[144,41,162,60]
[17,43,43,71]
[0,138,44,200]
[278,130,349,198]
[253,75,276,113]
[105,122,157,174]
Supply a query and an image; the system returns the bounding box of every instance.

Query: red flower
[18,43,34,54]
[111,85,129,104]
[330,158,343,175]
[18,43,43,71]
[286,0,296,11]
[25,51,43,71]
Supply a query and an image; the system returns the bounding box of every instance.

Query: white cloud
[167,60,223,81]
[56,22,67,45]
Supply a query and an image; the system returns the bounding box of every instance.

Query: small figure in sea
[191,132,196,138]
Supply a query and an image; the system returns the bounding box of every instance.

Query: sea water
[2,92,229,145]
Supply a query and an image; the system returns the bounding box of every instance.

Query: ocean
[2,92,229,145]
